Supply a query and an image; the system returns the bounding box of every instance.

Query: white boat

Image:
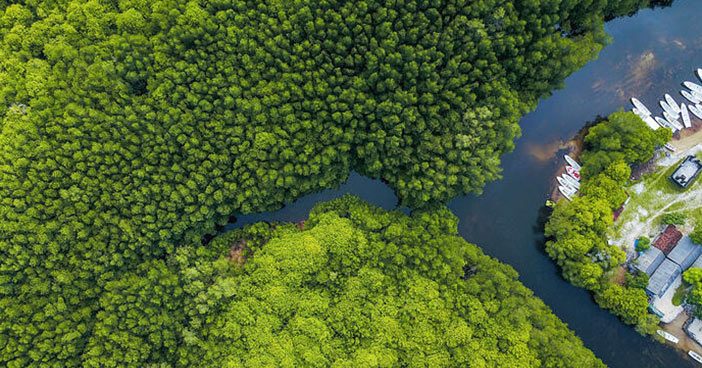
[565,165,581,181]
[558,185,574,201]
[664,143,676,152]
[663,111,684,130]
[692,89,702,102]
[689,350,702,364]
[697,68,702,83]
[681,104,692,128]
[557,177,578,192]
[655,116,677,131]
[665,94,681,113]
[657,330,679,344]
[690,104,702,120]
[561,174,580,189]
[684,81,702,94]
[564,155,581,171]
[631,97,651,116]
[682,90,702,104]
[660,100,679,118]
[642,115,660,130]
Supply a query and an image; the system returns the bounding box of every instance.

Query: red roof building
[653,225,683,255]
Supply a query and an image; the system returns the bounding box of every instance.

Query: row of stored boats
[631,68,702,132]
[557,155,581,201]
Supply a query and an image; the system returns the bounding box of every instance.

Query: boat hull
[684,81,702,94]
[690,104,702,120]
[564,155,581,171]
[665,94,681,113]
[681,104,692,128]
[682,90,701,104]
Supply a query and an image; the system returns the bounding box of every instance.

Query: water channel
[233,1,702,366]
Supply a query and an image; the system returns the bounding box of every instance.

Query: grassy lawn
[608,153,702,251]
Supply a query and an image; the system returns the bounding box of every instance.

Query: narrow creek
[233,1,702,366]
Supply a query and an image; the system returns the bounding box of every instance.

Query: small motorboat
[689,350,702,364]
[631,97,651,116]
[642,115,660,130]
[681,104,692,128]
[663,111,684,130]
[558,185,575,201]
[684,81,702,94]
[697,68,702,83]
[665,94,681,113]
[564,154,581,171]
[557,176,577,191]
[664,143,676,152]
[655,116,677,131]
[657,330,679,344]
[561,174,580,189]
[565,165,581,181]
[682,90,702,104]
[690,104,702,120]
[660,100,679,117]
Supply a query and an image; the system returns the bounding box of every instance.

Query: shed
[653,225,683,254]
[646,258,681,297]
[686,318,702,346]
[635,247,665,276]
[668,236,702,270]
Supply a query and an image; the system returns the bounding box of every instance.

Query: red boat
[566,165,581,181]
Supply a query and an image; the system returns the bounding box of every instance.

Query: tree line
[545,111,671,333]
[0,0,668,365]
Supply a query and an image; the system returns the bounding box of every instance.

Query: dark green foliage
[661,212,686,225]
[635,236,651,252]
[626,270,649,289]
[0,0,628,365]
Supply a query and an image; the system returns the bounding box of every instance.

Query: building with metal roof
[635,247,665,276]
[646,258,682,298]
[670,155,702,188]
[691,252,702,270]
[668,236,702,270]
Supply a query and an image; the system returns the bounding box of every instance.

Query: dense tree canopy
[19,196,607,367]
[0,0,660,365]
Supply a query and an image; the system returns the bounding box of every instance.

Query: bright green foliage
[545,112,667,331]
[84,196,603,367]
[0,1,630,365]
[545,196,625,290]
[684,268,702,316]
[692,227,702,245]
[581,111,671,178]
[635,236,651,252]
[661,212,686,225]
[594,284,651,326]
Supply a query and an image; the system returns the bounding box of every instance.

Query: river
[232,1,702,366]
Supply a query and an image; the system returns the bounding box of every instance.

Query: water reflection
[234,1,702,366]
